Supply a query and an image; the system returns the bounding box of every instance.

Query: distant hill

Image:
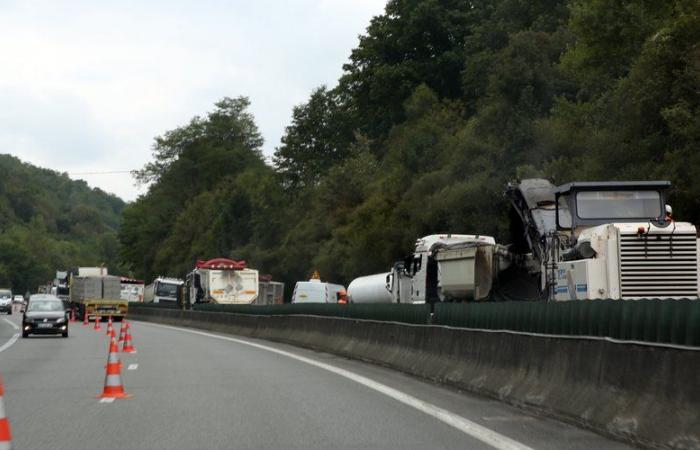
[0,154,127,293]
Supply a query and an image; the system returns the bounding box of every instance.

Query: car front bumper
[23,323,67,334]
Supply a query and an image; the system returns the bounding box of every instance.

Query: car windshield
[156,283,178,297]
[0,290,11,298]
[27,301,64,312]
[576,190,662,219]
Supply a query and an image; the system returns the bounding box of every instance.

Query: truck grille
[619,232,698,298]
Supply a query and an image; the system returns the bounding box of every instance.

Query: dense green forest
[0,154,126,293]
[120,0,700,291]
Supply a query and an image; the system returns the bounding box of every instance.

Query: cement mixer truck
[348,234,509,304]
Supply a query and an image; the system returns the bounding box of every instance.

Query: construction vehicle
[186,258,258,304]
[69,267,128,320]
[144,277,184,303]
[348,179,699,303]
[347,234,508,304]
[505,179,700,300]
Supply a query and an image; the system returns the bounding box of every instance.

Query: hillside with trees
[120,0,700,291]
[0,154,126,293]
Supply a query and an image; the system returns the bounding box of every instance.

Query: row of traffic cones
[0,316,139,448]
[96,317,136,400]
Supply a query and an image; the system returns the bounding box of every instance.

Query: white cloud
[0,0,386,200]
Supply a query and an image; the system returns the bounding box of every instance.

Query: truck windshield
[156,283,178,298]
[576,191,662,219]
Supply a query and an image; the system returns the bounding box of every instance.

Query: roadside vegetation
[0,154,126,292]
[111,0,699,287]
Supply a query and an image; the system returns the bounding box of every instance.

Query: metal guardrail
[129,299,700,346]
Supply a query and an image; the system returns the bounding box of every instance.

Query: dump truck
[69,267,128,320]
[505,179,700,300]
[187,258,259,304]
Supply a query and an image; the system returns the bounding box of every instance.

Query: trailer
[69,268,128,320]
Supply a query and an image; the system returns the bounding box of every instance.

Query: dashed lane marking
[127,364,138,370]
[141,321,535,450]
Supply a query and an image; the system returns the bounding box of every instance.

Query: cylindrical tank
[347,273,394,303]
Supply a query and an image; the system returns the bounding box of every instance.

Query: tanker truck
[348,234,509,304]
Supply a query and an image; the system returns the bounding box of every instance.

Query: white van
[291,279,345,304]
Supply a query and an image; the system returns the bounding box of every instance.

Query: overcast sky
[0,0,386,201]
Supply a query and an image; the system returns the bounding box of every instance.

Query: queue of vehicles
[12,178,697,331]
[345,179,700,304]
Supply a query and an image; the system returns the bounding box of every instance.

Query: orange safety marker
[122,326,136,354]
[118,321,127,343]
[97,338,131,399]
[70,308,77,322]
[93,315,101,331]
[83,311,89,326]
[105,316,114,337]
[0,376,13,449]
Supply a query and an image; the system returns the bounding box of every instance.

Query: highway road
[0,315,633,450]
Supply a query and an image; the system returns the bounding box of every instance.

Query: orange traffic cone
[70,308,76,322]
[83,311,89,326]
[118,322,127,343]
[105,317,114,337]
[98,338,131,399]
[0,376,13,449]
[94,315,101,331]
[122,326,136,354]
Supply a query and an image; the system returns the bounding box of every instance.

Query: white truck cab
[145,277,184,303]
[551,181,699,300]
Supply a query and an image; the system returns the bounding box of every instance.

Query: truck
[505,179,700,300]
[347,234,508,304]
[69,267,128,320]
[120,277,145,302]
[186,258,258,304]
[256,275,285,305]
[348,179,699,303]
[144,277,184,303]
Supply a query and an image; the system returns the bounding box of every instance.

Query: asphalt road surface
[0,315,633,450]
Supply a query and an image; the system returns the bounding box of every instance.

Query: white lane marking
[2,318,19,330]
[0,318,20,354]
[99,397,115,403]
[127,363,138,371]
[142,321,533,450]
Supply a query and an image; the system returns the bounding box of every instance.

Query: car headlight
[55,317,66,324]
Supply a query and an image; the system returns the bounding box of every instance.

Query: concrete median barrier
[129,307,700,449]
